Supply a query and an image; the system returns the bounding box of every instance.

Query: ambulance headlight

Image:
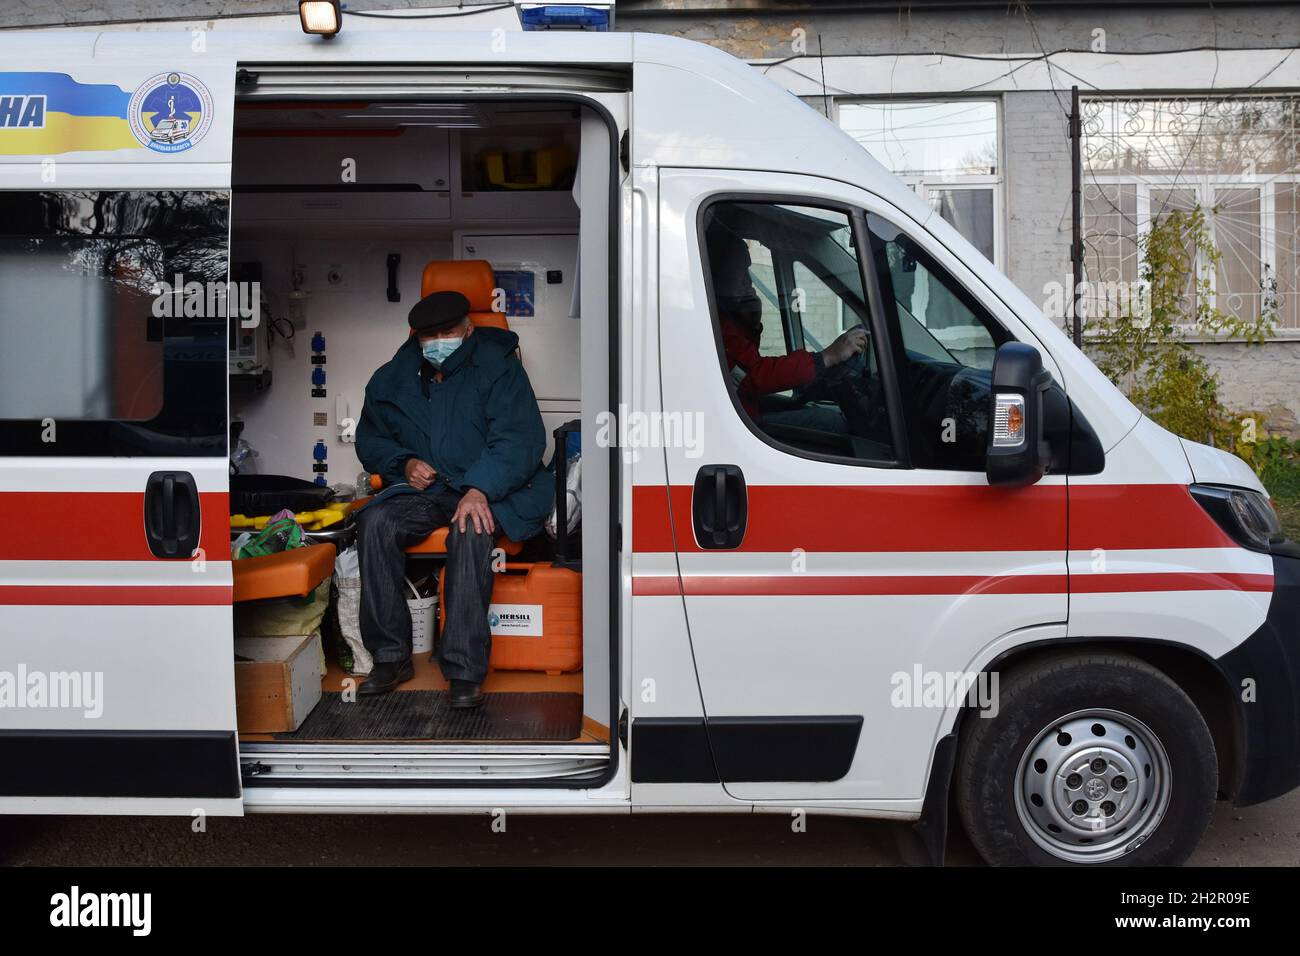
[299,0,341,37]
[1191,484,1284,552]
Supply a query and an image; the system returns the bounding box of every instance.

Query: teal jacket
[356,327,554,542]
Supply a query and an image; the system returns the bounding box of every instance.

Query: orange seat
[418,259,511,332]
[388,258,523,555]
[356,487,524,556]
[232,543,337,603]
[405,525,523,556]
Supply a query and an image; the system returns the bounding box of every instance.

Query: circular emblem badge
[128,71,213,153]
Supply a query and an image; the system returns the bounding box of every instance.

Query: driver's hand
[822,326,868,368]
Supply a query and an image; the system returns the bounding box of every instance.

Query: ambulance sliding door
[0,43,241,814]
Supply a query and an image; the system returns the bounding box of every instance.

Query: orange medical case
[438,562,582,675]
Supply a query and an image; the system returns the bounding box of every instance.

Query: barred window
[1082,95,1300,331]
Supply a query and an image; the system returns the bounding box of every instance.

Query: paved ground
[2,786,1296,866]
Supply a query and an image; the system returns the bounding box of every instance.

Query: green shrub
[1087,206,1274,449]
[1087,205,1300,537]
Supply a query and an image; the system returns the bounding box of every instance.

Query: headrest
[705,225,756,304]
[421,259,496,312]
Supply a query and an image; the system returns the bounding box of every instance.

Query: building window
[838,100,1002,268]
[1082,95,1300,333]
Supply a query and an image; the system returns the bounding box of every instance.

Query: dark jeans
[355,486,497,682]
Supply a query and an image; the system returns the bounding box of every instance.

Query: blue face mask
[421,336,462,366]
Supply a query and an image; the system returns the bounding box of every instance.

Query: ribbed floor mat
[276,691,583,741]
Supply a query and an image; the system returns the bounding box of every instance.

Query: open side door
[0,45,241,814]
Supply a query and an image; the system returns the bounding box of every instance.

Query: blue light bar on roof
[520,5,610,30]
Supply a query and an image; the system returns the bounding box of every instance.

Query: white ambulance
[0,9,1294,867]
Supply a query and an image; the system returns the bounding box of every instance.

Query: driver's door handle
[692,464,747,549]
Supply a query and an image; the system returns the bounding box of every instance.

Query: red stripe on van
[1068,484,1236,550]
[631,571,1271,597]
[632,483,1233,554]
[635,574,1069,596]
[0,586,232,605]
[631,485,681,553]
[632,575,682,596]
[0,491,230,561]
[634,483,1067,553]
[1070,572,1272,593]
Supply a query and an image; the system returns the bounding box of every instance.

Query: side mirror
[986,342,1053,487]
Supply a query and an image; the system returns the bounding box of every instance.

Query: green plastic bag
[236,517,303,560]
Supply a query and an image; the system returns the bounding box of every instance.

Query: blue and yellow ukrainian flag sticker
[0,70,213,156]
[0,72,136,154]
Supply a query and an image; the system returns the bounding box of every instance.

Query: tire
[955,651,1217,866]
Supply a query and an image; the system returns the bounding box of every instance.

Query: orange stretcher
[232,543,338,603]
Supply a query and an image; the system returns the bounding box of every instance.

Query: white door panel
[0,58,238,814]
[654,167,1069,801]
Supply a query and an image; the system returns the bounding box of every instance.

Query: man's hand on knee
[453,488,495,535]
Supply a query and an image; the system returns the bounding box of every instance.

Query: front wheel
[956,652,1217,866]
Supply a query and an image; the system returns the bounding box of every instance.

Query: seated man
[709,231,867,431]
[355,290,553,708]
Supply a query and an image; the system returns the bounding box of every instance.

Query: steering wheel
[835,347,870,383]
[795,327,868,395]
[812,330,889,443]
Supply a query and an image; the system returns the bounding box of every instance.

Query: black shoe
[449,679,484,709]
[359,659,414,696]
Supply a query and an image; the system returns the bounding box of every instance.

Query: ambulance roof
[0,27,925,211]
[0,24,1134,447]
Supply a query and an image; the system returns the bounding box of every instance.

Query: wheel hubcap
[1014,708,1172,863]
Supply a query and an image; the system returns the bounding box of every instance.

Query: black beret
[408,290,470,334]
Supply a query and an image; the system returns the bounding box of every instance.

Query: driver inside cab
[707,227,868,432]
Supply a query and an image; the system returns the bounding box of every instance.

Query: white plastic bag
[333,546,373,675]
[546,451,581,538]
[231,531,254,560]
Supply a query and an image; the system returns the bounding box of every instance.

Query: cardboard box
[234,634,323,733]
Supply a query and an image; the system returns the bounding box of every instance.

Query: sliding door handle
[144,471,201,559]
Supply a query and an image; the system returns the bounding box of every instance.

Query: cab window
[865,213,1011,471]
[701,201,896,464]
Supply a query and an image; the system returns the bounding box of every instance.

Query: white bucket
[407,578,438,656]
